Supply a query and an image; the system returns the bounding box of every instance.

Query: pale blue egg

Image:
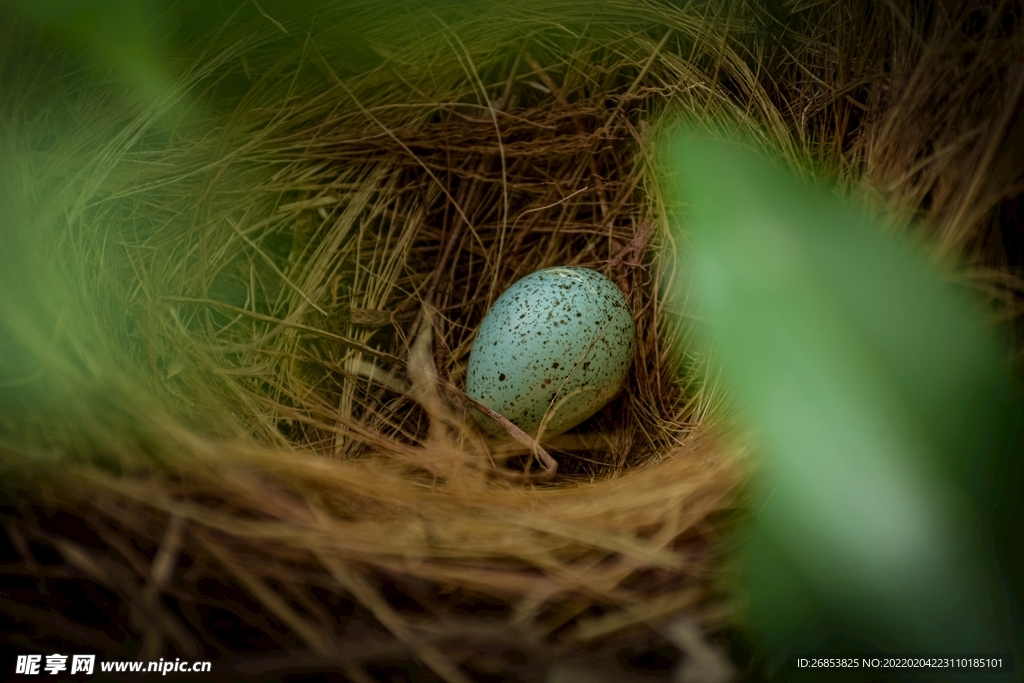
[466,267,636,439]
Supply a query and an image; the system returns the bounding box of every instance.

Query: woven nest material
[2,1,1023,681]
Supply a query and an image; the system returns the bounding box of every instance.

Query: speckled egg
[466,266,636,439]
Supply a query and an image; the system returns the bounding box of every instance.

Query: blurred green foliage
[664,131,1022,681]
[5,0,171,104]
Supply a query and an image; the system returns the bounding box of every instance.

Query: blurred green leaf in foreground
[5,0,171,106]
[663,130,1022,681]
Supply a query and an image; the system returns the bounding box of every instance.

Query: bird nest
[2,1,1022,681]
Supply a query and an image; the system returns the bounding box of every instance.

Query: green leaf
[7,0,171,105]
[662,130,1020,676]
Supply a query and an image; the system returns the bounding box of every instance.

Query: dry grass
[1,0,1021,680]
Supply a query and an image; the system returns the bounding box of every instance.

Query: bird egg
[466,266,636,439]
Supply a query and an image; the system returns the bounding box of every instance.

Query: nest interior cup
[466,266,637,439]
